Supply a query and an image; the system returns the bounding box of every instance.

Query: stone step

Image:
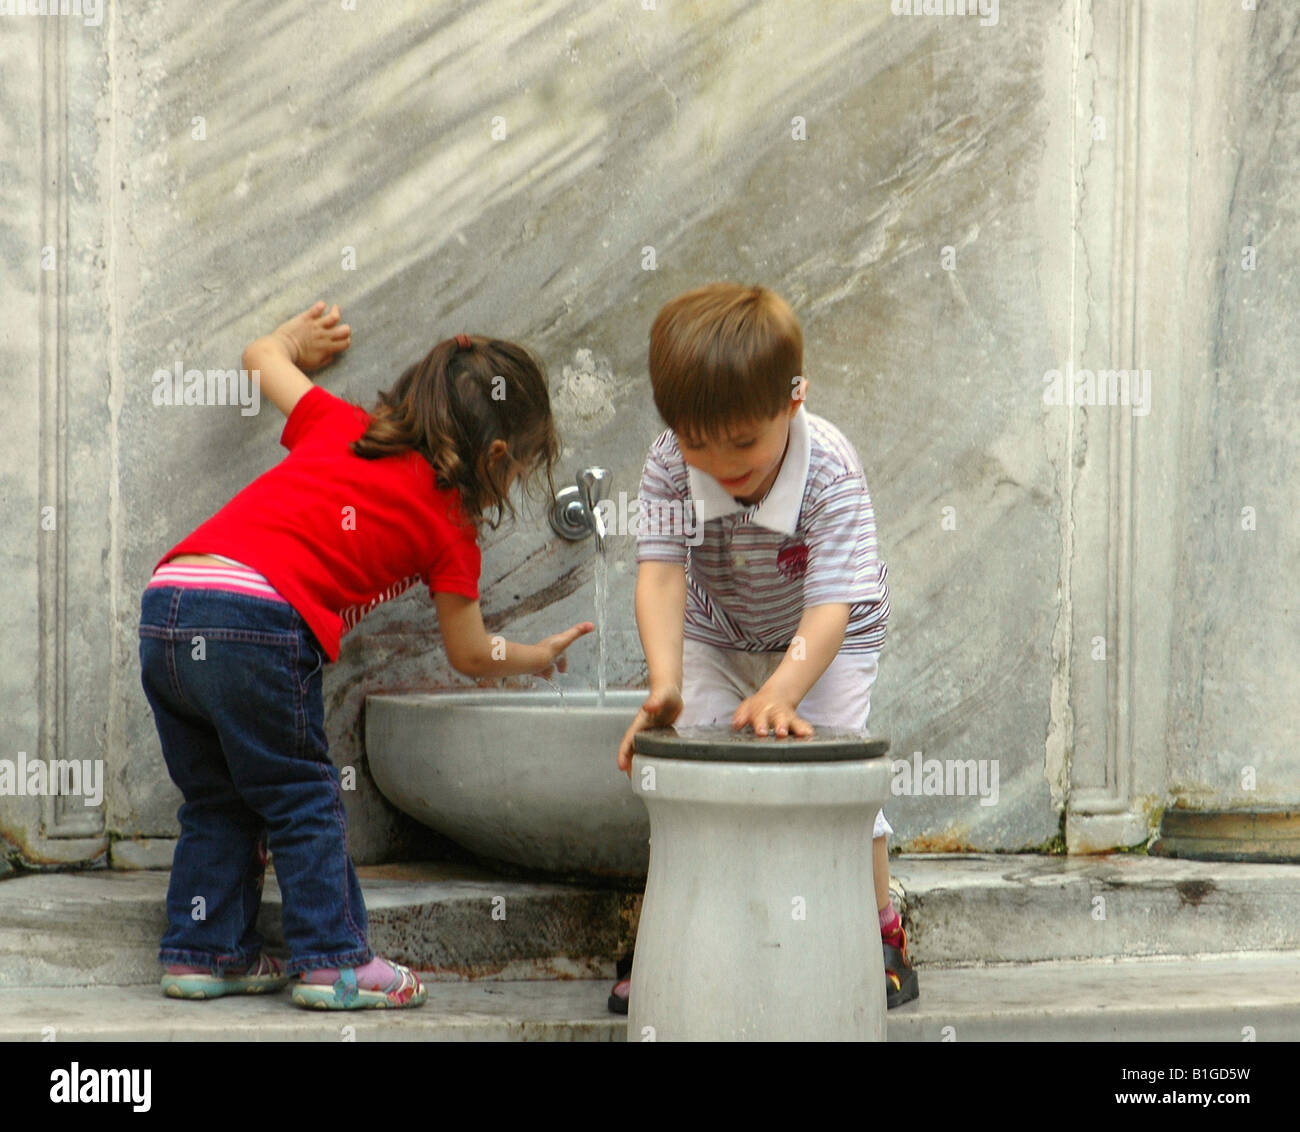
[0,979,620,1041]
[889,952,1300,1042]
[892,853,1300,964]
[0,863,636,988]
[1,953,1297,1042]
[4,853,1296,990]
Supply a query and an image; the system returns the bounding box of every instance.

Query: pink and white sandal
[161,953,292,999]
[290,961,426,1010]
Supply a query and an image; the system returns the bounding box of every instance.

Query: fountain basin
[365,690,649,879]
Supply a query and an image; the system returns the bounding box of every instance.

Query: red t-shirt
[157,385,481,661]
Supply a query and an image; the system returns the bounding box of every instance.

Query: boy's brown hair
[351,336,559,532]
[648,283,803,444]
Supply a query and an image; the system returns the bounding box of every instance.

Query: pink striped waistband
[149,557,288,603]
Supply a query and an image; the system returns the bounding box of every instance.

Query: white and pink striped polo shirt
[635,405,889,655]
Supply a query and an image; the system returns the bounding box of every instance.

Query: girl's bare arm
[433,590,593,678]
[243,301,351,418]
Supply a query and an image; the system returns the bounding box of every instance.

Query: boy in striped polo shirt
[614,282,917,1015]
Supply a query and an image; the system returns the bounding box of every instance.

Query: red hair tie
[454,333,472,350]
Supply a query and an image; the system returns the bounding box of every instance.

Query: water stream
[534,548,605,707]
[536,506,610,707]
[594,550,609,706]
[536,674,566,704]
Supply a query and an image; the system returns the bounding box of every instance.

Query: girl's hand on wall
[271,301,351,372]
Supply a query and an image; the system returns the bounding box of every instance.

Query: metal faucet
[549,466,611,552]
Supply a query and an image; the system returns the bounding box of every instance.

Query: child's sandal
[607,977,630,1015]
[883,933,919,1009]
[607,952,633,1015]
[290,961,427,1010]
[161,952,292,999]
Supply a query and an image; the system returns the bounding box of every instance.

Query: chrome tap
[549,466,611,552]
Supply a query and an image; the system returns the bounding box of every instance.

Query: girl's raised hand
[271,301,352,372]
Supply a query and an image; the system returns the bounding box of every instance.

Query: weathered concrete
[109,838,178,871]
[5,854,1297,992]
[887,952,1300,1043]
[0,980,623,1043]
[0,863,637,988]
[3,852,1299,1042]
[0,871,169,989]
[894,853,1300,964]
[2,0,1297,870]
[1164,7,1300,813]
[3,953,1299,1042]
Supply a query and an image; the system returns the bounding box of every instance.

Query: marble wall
[1,0,1295,870]
[1166,1,1300,812]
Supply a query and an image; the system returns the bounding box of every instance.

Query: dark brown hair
[351,335,559,532]
[648,283,803,445]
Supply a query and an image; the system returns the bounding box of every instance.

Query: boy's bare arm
[243,301,351,418]
[616,560,687,774]
[635,560,687,692]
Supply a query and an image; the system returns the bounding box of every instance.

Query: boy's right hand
[618,685,683,776]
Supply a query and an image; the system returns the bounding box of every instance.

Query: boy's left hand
[732,694,815,739]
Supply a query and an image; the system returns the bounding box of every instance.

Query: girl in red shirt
[139,302,591,1009]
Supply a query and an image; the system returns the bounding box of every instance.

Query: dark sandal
[608,953,632,1015]
[883,936,919,1009]
[607,947,918,1014]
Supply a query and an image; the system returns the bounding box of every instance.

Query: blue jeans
[138,585,371,975]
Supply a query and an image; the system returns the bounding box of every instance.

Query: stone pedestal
[628,727,891,1042]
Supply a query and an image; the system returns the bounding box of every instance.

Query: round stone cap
[633,725,890,763]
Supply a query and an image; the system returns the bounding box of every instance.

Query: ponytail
[351,335,559,531]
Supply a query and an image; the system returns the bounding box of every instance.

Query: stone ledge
[0,863,636,988]
[887,952,1300,1042]
[3,953,1298,1042]
[0,979,621,1042]
[108,838,177,871]
[892,853,1300,964]
[5,854,1296,990]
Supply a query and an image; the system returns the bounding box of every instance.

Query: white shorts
[677,637,892,839]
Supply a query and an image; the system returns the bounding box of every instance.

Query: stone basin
[364,690,650,880]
